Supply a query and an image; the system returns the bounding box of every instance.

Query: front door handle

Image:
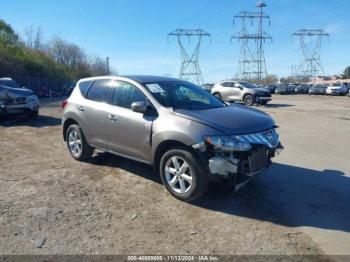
[77,106,85,112]
[108,114,118,121]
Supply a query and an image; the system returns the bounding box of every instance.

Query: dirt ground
[0,95,349,255]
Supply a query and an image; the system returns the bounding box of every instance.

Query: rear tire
[243,94,254,106]
[159,147,208,202]
[66,124,93,161]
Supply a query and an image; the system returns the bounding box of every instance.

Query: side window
[79,80,94,97]
[112,81,146,109]
[87,79,113,103]
[222,82,233,87]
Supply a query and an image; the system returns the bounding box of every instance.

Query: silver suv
[62,76,283,201]
[0,78,40,118]
[211,80,271,106]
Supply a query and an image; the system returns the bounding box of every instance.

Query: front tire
[66,124,93,161]
[243,94,254,106]
[159,147,208,202]
[29,110,39,119]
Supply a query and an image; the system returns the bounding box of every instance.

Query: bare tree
[89,57,110,76]
[49,37,86,69]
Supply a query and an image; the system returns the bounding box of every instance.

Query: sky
[1,0,349,83]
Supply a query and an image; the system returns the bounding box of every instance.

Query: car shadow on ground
[0,114,61,128]
[87,152,161,184]
[264,103,295,108]
[194,163,350,233]
[87,152,350,233]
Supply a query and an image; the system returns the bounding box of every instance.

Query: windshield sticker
[146,84,165,93]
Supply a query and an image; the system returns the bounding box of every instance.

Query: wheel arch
[243,93,254,100]
[63,118,80,141]
[153,140,205,172]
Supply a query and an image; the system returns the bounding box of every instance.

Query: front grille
[15,97,28,104]
[256,93,271,97]
[235,129,279,148]
[5,98,14,105]
[5,97,28,105]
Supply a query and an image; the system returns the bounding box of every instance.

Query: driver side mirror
[131,101,148,113]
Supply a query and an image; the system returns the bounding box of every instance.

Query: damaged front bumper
[207,142,284,178]
[193,129,284,189]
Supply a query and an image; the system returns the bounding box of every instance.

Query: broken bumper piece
[208,155,238,177]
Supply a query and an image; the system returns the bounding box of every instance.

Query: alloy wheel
[165,156,193,194]
[68,129,82,157]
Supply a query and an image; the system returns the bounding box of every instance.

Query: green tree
[0,19,19,45]
[342,66,350,79]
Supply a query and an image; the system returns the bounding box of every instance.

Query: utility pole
[168,28,210,85]
[232,1,272,84]
[292,29,329,82]
[106,57,110,75]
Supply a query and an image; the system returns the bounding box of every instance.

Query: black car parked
[295,84,311,94]
[265,85,277,94]
[275,84,292,95]
[309,85,327,95]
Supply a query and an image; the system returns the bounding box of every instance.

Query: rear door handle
[77,106,85,112]
[108,114,118,121]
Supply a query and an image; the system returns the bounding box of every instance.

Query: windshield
[0,80,21,89]
[145,81,226,110]
[331,83,342,87]
[239,81,257,89]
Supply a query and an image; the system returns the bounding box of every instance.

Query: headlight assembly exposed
[204,135,252,152]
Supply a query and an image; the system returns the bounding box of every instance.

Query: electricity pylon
[168,29,210,85]
[232,1,272,84]
[232,12,258,81]
[292,29,329,81]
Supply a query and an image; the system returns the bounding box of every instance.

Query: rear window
[86,79,113,103]
[79,80,94,97]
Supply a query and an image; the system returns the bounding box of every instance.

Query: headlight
[28,95,38,101]
[204,135,252,152]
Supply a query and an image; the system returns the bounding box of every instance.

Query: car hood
[0,86,34,98]
[175,104,275,135]
[249,87,270,94]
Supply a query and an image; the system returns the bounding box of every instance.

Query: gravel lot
[0,95,349,255]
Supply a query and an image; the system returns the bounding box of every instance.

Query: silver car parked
[211,80,272,106]
[62,76,283,201]
[0,78,40,118]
